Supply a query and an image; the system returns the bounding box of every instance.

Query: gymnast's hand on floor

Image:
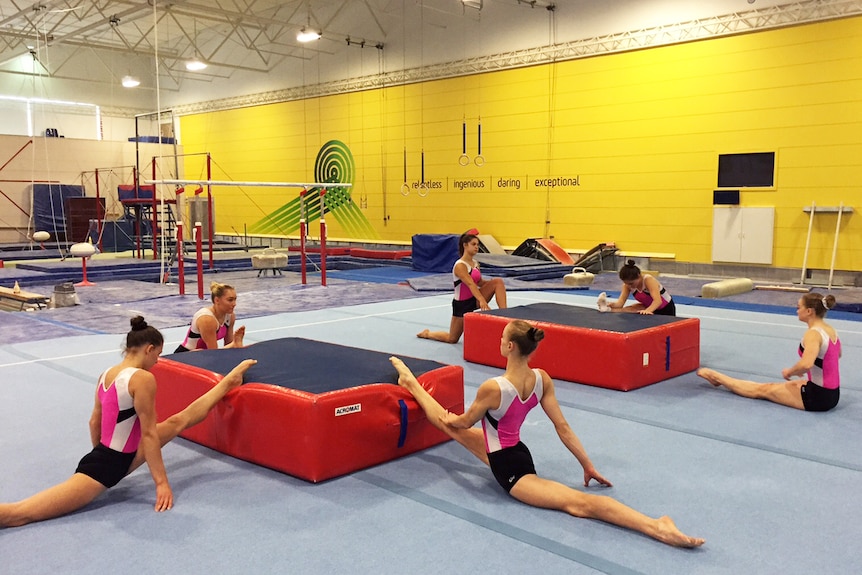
[154,481,174,512]
[584,466,613,488]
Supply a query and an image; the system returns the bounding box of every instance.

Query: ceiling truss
[174,0,862,115]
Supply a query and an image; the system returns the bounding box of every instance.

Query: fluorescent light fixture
[0,95,101,139]
[121,75,140,88]
[297,27,321,42]
[185,58,208,71]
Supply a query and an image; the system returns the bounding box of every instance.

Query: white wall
[0,98,142,143]
[0,135,181,243]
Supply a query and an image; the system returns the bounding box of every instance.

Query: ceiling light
[185,58,208,71]
[186,18,208,71]
[121,75,140,88]
[297,27,321,43]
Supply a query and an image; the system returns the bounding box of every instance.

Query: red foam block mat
[463,303,699,391]
[153,341,463,482]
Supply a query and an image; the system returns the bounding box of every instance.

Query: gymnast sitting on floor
[175,281,246,352]
[391,319,703,548]
[0,316,256,528]
[698,292,841,412]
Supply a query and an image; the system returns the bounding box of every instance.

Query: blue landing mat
[3,299,861,575]
[0,248,67,261]
[326,266,430,284]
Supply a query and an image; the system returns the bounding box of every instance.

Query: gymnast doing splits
[0,316,256,528]
[392,319,703,548]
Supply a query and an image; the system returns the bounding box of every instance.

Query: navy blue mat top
[163,337,448,394]
[478,302,688,333]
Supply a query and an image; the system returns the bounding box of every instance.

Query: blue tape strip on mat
[397,399,408,448]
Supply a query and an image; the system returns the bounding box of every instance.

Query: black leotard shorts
[654,300,676,316]
[487,441,537,493]
[75,444,136,488]
[800,382,839,412]
[452,297,478,318]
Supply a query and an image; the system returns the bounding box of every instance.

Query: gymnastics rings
[399,149,430,196]
[474,119,485,167]
[459,120,470,166]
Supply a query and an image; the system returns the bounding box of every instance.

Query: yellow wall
[180,16,862,271]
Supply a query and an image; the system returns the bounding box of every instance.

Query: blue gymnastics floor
[1,288,860,575]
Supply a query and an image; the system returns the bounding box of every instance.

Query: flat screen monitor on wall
[717,152,775,188]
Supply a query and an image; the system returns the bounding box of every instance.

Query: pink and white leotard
[482,369,544,453]
[453,260,482,302]
[98,367,142,453]
[801,327,841,390]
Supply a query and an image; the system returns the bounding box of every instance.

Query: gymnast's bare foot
[697,368,724,387]
[390,357,420,390]
[222,359,257,389]
[416,329,431,339]
[233,325,246,348]
[597,292,611,313]
[654,516,705,548]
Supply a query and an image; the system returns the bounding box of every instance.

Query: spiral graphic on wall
[315,140,354,186]
[249,140,376,238]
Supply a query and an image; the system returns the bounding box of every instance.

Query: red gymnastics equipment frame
[148,152,212,266]
[147,178,351,293]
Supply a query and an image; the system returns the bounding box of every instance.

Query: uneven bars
[145,179,351,189]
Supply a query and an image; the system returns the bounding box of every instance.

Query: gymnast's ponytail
[803,292,837,318]
[508,320,544,356]
[125,315,164,351]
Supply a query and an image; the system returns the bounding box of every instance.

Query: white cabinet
[711,207,774,264]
